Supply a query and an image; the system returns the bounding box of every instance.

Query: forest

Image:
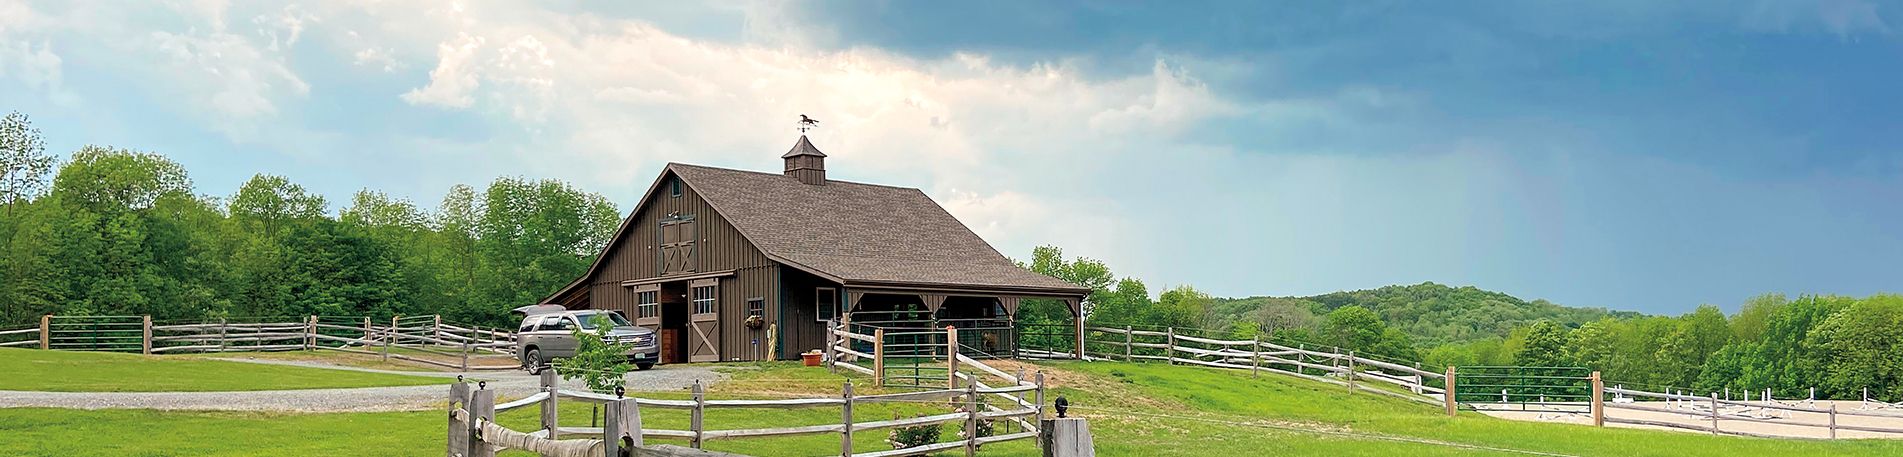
[0,112,621,328]
[4,110,1899,400]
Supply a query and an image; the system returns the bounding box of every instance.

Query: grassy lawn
[2,359,1901,456]
[201,346,519,373]
[0,348,452,392]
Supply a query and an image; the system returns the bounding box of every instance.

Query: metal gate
[46,315,146,352]
[1455,366,1593,411]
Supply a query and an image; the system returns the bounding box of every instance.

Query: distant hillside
[1212,282,1641,346]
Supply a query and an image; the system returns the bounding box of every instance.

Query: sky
[2,1,1899,315]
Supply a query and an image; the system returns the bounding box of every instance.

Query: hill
[1213,282,1642,346]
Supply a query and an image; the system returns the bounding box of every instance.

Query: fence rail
[449,366,1045,457]
[1,314,518,372]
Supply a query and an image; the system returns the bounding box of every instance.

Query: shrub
[887,414,941,450]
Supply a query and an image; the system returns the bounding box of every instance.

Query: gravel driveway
[0,359,732,412]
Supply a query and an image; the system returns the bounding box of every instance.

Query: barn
[542,135,1090,362]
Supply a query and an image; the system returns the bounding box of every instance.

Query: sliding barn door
[688,278,720,362]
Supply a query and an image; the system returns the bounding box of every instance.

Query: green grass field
[0,348,452,392]
[1,356,1900,456]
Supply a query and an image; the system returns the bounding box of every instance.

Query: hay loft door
[688,278,721,362]
[660,218,698,274]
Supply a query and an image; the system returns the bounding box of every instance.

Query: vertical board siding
[778,266,838,357]
[583,170,779,360]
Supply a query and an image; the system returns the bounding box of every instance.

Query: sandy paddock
[1477,400,1903,439]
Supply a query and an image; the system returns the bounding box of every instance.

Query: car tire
[636,362,654,371]
[524,348,543,374]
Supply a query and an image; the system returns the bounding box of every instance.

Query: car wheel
[523,349,543,374]
[636,362,654,371]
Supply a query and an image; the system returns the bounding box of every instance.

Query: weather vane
[798,114,820,133]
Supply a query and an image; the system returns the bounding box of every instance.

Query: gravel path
[0,360,732,412]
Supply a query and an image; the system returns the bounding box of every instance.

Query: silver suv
[516,309,660,372]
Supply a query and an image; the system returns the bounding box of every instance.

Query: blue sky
[2,1,1899,315]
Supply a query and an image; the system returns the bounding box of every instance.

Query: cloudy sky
[3,1,1899,314]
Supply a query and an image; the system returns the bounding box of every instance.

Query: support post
[218,318,228,353]
[141,315,152,355]
[540,369,559,439]
[306,315,316,351]
[1074,310,1085,361]
[1251,336,1261,378]
[872,328,886,386]
[39,315,50,350]
[1346,351,1357,391]
[605,397,641,455]
[362,317,372,348]
[1034,371,1047,421]
[825,318,838,373]
[461,342,470,372]
[1165,328,1176,364]
[386,316,397,361]
[447,381,471,457]
[947,326,960,389]
[1829,403,1838,439]
[691,380,706,449]
[1590,371,1604,427]
[1123,326,1133,362]
[1444,366,1457,417]
[965,380,980,457]
[469,387,496,457]
[841,382,855,457]
[1708,393,1719,435]
[434,314,443,340]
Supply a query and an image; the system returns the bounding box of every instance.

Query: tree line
[1021,245,1903,401]
[0,112,620,328]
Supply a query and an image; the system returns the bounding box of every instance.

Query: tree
[1019,245,1115,324]
[230,174,328,236]
[1319,305,1385,352]
[1154,285,1213,329]
[1808,295,1903,400]
[0,111,54,216]
[1251,298,1317,337]
[1513,320,1571,367]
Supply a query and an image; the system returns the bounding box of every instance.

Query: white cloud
[401,32,485,108]
[352,46,400,72]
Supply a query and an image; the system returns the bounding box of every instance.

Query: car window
[575,311,632,329]
[540,316,568,331]
[518,317,537,333]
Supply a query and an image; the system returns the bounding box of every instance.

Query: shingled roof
[667,163,1087,294]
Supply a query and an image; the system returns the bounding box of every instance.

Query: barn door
[688,278,720,362]
[660,219,698,275]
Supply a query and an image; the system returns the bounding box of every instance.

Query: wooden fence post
[218,318,228,353]
[1708,393,1719,435]
[1346,351,1357,391]
[306,315,316,351]
[1034,371,1047,421]
[447,381,471,457]
[1444,366,1457,417]
[461,342,470,372]
[947,326,960,389]
[1590,371,1604,427]
[872,328,886,386]
[39,314,50,350]
[434,314,442,340]
[1165,328,1175,364]
[362,317,372,348]
[141,315,152,355]
[1250,336,1261,378]
[605,397,641,455]
[386,316,397,361]
[691,380,706,449]
[1829,403,1838,439]
[541,369,559,439]
[825,319,838,374]
[469,387,496,457]
[965,380,980,457]
[1123,326,1133,362]
[841,382,855,457]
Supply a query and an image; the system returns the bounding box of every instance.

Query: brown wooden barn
[542,135,1089,362]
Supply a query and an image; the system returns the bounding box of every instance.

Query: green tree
[1513,320,1571,367]
[0,111,54,216]
[1319,305,1385,352]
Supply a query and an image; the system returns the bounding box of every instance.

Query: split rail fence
[1,314,517,372]
[448,366,1045,457]
[822,320,1051,454]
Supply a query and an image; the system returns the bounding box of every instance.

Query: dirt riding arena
[1478,399,1903,439]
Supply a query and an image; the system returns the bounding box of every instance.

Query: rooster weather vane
[798,114,819,133]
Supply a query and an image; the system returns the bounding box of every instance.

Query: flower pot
[802,351,823,367]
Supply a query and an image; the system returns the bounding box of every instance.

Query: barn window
[670,179,681,197]
[815,287,838,322]
[747,298,765,318]
[637,291,659,319]
[692,285,717,315]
